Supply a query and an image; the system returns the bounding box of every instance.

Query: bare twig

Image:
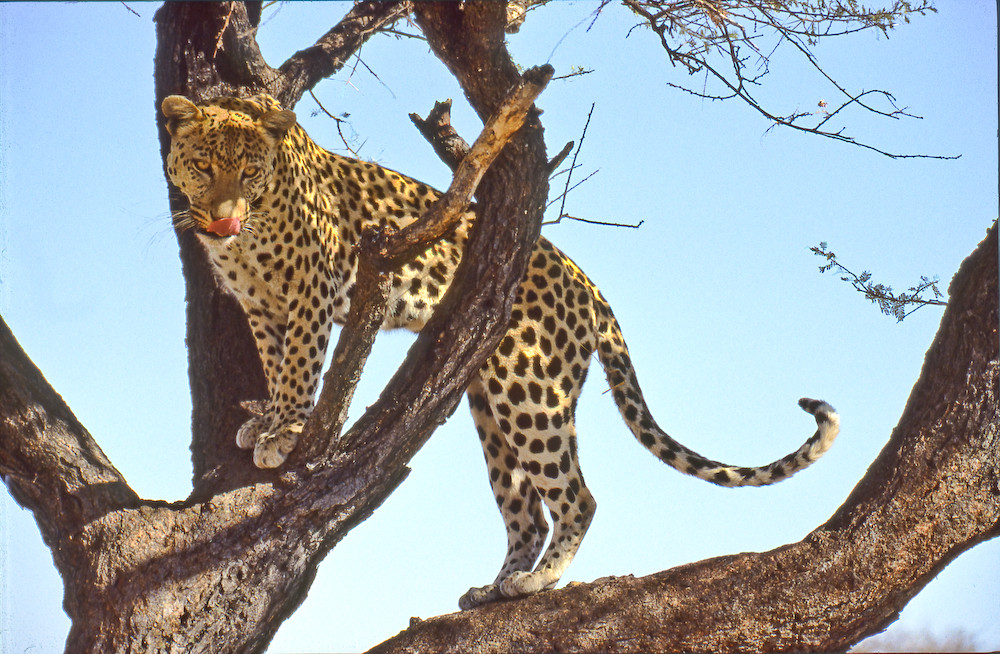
[545,169,600,211]
[548,103,595,225]
[541,104,641,229]
[623,0,956,159]
[377,27,426,41]
[559,215,645,229]
[120,2,140,18]
[551,66,595,81]
[351,54,397,99]
[308,89,366,158]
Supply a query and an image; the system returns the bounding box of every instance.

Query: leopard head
[162,95,296,239]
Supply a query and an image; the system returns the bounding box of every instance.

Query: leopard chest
[199,209,344,321]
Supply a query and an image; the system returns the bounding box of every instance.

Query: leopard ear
[162,95,203,137]
[258,109,297,141]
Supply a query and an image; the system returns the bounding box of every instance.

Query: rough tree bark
[1,2,997,653]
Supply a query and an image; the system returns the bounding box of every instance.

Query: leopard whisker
[171,209,198,233]
[242,209,266,236]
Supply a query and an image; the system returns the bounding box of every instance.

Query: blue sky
[0,2,996,653]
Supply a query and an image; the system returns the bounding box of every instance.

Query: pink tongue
[207,217,241,237]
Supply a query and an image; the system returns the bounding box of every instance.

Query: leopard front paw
[236,415,271,450]
[252,420,304,469]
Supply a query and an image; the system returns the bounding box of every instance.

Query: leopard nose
[214,197,247,221]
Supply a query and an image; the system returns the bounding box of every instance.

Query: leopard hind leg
[459,376,550,610]
[460,356,597,608]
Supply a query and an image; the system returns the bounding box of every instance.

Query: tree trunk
[152,0,412,497]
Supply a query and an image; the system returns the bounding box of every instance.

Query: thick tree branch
[0,317,139,535]
[276,1,413,107]
[370,223,999,653]
[409,100,470,171]
[414,4,524,124]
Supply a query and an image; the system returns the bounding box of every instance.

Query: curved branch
[370,224,999,653]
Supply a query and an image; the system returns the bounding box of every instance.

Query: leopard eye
[192,159,212,173]
[242,165,261,179]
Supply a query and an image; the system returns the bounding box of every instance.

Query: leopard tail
[590,290,839,487]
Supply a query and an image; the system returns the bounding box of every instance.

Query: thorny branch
[811,241,947,321]
[623,0,956,159]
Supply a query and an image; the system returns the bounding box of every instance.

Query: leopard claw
[236,415,269,450]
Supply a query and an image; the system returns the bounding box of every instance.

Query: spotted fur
[162,94,840,609]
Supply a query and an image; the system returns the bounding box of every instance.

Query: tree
[1,2,996,652]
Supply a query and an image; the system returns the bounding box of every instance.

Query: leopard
[162,94,840,610]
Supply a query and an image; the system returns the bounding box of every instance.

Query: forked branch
[300,63,555,462]
[369,64,554,271]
